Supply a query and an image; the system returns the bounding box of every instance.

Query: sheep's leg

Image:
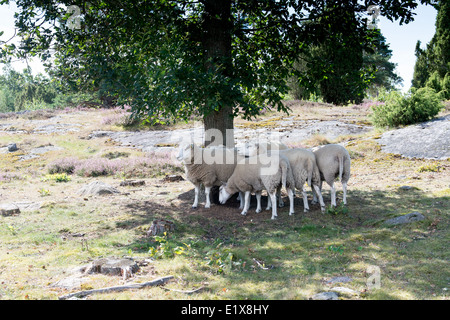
[269,191,278,220]
[342,181,348,205]
[266,193,272,211]
[277,186,284,208]
[313,184,326,213]
[311,186,318,205]
[204,186,211,208]
[192,184,200,209]
[255,191,262,213]
[330,182,337,207]
[302,186,309,212]
[239,192,244,210]
[311,181,322,205]
[287,188,295,215]
[241,191,251,216]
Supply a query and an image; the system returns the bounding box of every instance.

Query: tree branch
[58,275,174,300]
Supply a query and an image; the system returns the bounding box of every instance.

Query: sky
[0,2,438,93]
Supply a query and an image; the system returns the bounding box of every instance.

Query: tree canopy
[1,0,437,145]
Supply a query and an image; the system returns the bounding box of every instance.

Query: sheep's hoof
[311,200,318,205]
[271,216,278,220]
[278,202,285,208]
[303,208,309,213]
[191,205,198,209]
[241,211,247,216]
[289,211,295,216]
[255,209,262,214]
[320,206,326,213]
[205,204,210,209]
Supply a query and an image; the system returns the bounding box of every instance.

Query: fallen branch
[252,258,274,270]
[58,275,174,300]
[162,286,206,295]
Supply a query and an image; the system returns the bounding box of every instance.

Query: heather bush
[0,172,22,182]
[47,151,183,178]
[370,87,443,128]
[47,157,79,174]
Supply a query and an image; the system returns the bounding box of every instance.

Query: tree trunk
[203,104,235,147]
[202,0,234,148]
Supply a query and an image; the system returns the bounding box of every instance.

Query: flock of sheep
[176,141,351,219]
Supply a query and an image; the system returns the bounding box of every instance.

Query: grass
[0,102,449,300]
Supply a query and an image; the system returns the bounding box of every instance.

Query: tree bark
[202,0,235,147]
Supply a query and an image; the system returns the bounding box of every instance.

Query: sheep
[218,152,296,220]
[250,143,326,213]
[279,148,326,213]
[176,143,245,209]
[312,144,351,207]
[245,141,289,206]
[246,140,288,157]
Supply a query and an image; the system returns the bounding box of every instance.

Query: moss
[154,143,179,148]
[417,163,442,173]
[235,117,283,130]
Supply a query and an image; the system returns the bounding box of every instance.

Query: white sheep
[312,144,351,207]
[245,141,289,206]
[246,140,288,157]
[177,143,245,209]
[280,148,326,213]
[218,152,295,220]
[249,143,326,213]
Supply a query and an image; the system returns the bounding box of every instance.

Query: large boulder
[384,211,425,226]
[78,181,120,196]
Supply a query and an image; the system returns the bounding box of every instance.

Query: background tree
[412,0,449,97]
[412,40,430,88]
[363,31,403,97]
[0,64,57,112]
[1,0,437,146]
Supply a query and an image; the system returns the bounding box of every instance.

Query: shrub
[370,87,444,128]
[441,73,450,100]
[47,152,183,178]
[41,173,71,182]
[47,157,79,174]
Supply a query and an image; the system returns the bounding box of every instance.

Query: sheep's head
[219,184,232,204]
[176,143,196,164]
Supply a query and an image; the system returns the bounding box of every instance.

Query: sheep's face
[219,184,231,204]
[177,143,195,163]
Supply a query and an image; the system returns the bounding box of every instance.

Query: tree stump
[147,219,175,237]
[162,175,184,182]
[0,204,20,216]
[84,258,139,280]
[120,180,146,187]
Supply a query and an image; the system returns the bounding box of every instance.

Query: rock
[0,203,20,216]
[50,275,87,290]
[14,201,42,212]
[310,292,339,300]
[7,143,18,152]
[87,131,111,139]
[326,276,353,284]
[378,114,450,160]
[384,211,425,226]
[78,181,120,196]
[330,287,359,297]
